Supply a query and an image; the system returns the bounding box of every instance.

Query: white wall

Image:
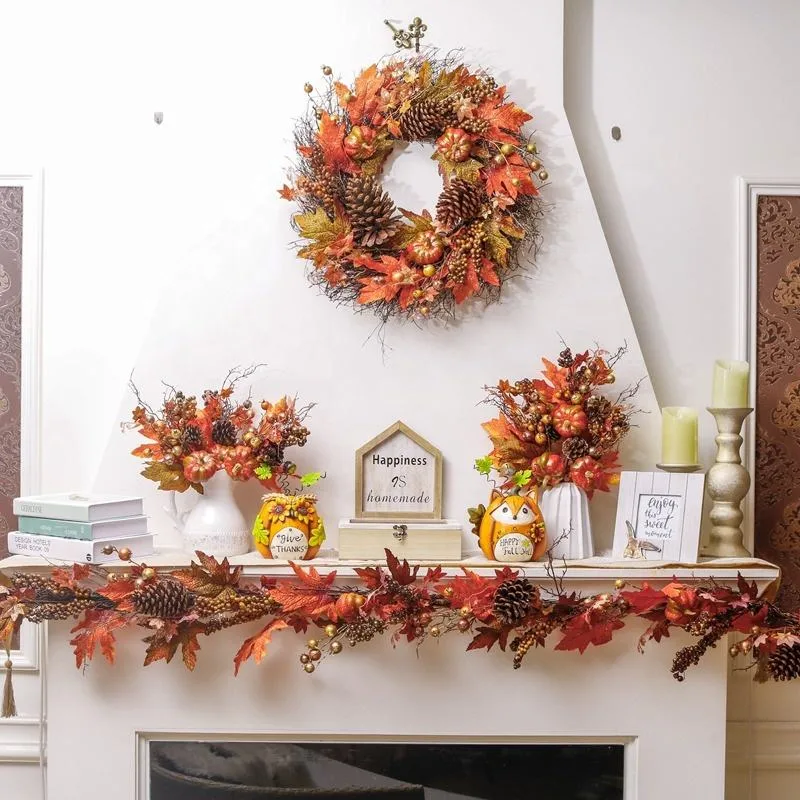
[563,2,800,797]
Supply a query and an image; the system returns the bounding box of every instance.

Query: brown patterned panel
[0,187,22,561]
[756,195,800,608]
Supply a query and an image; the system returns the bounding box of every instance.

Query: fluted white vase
[166,471,251,558]
[540,482,594,560]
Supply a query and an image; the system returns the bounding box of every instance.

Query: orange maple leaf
[357,278,400,305]
[451,260,480,304]
[51,563,92,589]
[336,64,386,124]
[481,416,536,471]
[318,112,358,174]
[233,619,288,675]
[483,155,537,199]
[277,184,296,201]
[70,610,128,668]
[268,563,339,621]
[479,258,500,286]
[475,88,532,143]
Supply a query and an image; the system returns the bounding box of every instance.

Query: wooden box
[337,519,462,561]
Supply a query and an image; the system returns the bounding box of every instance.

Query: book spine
[12,500,90,522]
[18,517,92,540]
[8,532,93,562]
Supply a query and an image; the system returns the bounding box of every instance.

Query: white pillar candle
[711,360,750,408]
[661,407,699,466]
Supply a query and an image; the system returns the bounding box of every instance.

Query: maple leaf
[474,89,532,143]
[354,566,384,591]
[233,619,288,676]
[385,549,418,586]
[341,64,386,124]
[357,278,400,305]
[512,469,533,488]
[317,112,357,174]
[638,620,671,652]
[172,552,242,597]
[481,416,536,471]
[555,616,625,654]
[140,461,192,493]
[423,566,445,586]
[352,251,406,276]
[268,562,338,620]
[483,155,536,199]
[451,259,480,304]
[432,151,481,183]
[278,184,296,201]
[479,258,500,287]
[70,610,128,668]
[389,208,435,248]
[620,585,667,615]
[97,577,139,608]
[467,626,502,652]
[142,622,204,670]
[442,568,495,616]
[730,607,768,634]
[737,573,760,604]
[474,456,493,475]
[295,208,350,268]
[51,563,92,589]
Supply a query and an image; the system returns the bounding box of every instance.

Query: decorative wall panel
[755,195,800,607]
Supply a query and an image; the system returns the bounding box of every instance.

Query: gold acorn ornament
[474,489,546,562]
[252,493,325,560]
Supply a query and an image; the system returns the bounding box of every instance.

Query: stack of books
[8,493,155,563]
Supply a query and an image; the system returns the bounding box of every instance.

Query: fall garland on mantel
[1,548,798,716]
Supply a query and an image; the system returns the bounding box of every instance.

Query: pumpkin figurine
[473,489,546,562]
[252,493,325,560]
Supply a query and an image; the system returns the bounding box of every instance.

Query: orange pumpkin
[252,493,325,560]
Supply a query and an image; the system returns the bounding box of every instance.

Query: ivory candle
[711,360,750,408]
[661,407,699,466]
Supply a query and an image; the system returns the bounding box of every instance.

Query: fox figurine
[476,489,546,562]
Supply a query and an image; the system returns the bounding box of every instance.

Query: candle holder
[704,407,753,558]
[656,463,702,473]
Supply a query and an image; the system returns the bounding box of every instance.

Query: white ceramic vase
[166,471,251,558]
[540,481,594,560]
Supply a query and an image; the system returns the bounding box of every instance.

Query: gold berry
[457,619,470,632]
[614,579,625,590]
[142,567,156,581]
[422,264,437,278]
[304,83,313,94]
[535,432,547,445]
[429,625,441,637]
[304,662,316,673]
[107,573,118,583]
[342,91,353,103]
[102,545,114,555]
[331,641,343,654]
[530,159,542,171]
[118,547,132,562]
[500,143,514,156]
[493,153,505,165]
[419,305,430,317]
[459,606,471,618]
[135,577,145,588]
[324,623,338,638]
[526,142,538,153]
[443,586,454,598]
[307,639,318,649]
[729,644,740,657]
[322,65,332,76]
[751,626,761,635]
[309,648,322,661]
[391,270,404,283]
[538,169,549,181]
[300,653,310,664]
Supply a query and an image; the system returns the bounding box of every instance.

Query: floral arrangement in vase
[126,367,323,558]
[474,345,639,559]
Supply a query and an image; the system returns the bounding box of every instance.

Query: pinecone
[557,348,574,367]
[436,179,484,229]
[769,643,800,681]
[344,176,400,247]
[400,99,447,140]
[562,437,589,461]
[133,581,194,618]
[183,425,203,450]
[493,579,534,626]
[211,418,237,446]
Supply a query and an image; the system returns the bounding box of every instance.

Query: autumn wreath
[280,55,547,321]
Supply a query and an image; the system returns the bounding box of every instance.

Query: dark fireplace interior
[149,740,624,800]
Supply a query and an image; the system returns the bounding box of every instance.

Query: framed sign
[355,421,442,520]
[612,471,705,562]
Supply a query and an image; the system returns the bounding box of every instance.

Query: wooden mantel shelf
[0,547,781,588]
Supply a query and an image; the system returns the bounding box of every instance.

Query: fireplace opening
[148,740,625,800]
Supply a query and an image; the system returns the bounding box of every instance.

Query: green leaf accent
[300,471,324,488]
[255,464,273,480]
[252,515,269,546]
[474,456,493,476]
[309,521,326,548]
[512,469,533,488]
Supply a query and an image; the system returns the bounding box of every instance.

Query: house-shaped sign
[355,421,443,520]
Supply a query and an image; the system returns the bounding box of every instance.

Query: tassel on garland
[2,649,16,718]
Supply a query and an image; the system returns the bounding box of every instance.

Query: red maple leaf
[451,259,480,304]
[474,88,532,143]
[233,619,288,675]
[466,626,512,652]
[483,155,536,199]
[317,112,358,174]
[554,615,625,654]
[730,607,768,634]
[51,564,92,590]
[278,184,296,200]
[479,258,500,286]
[385,549,419,586]
[268,562,338,620]
[620,585,667,615]
[354,566,384,590]
[70,610,128,668]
